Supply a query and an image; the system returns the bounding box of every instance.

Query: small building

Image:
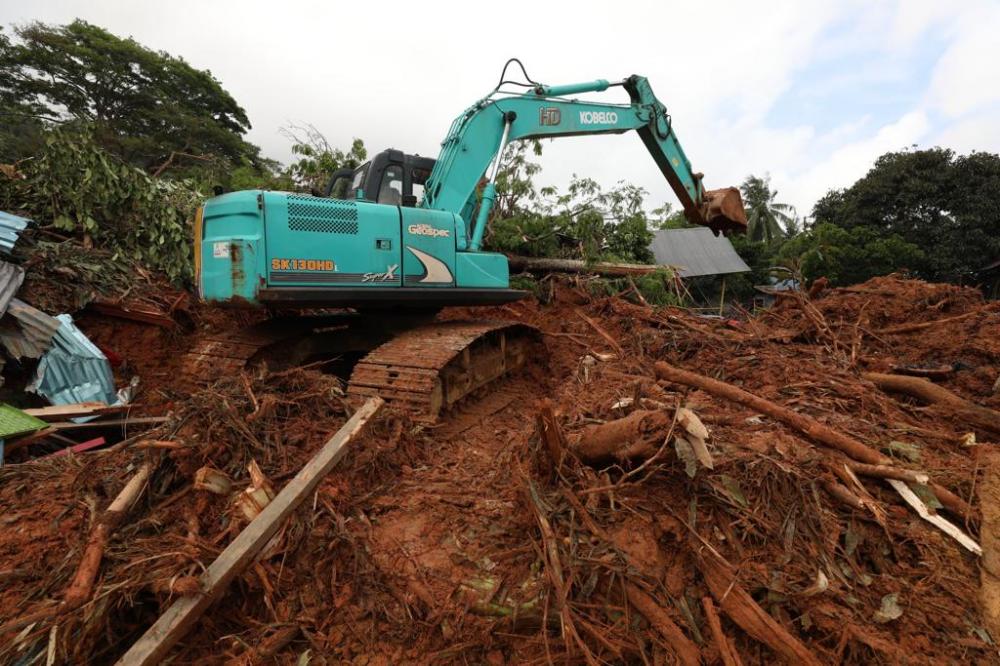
[648,227,751,278]
[977,259,1000,300]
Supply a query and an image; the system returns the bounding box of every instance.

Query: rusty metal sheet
[0,260,25,317]
[0,298,60,359]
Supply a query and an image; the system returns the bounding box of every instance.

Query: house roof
[649,227,751,277]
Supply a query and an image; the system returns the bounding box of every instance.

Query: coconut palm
[740,175,798,243]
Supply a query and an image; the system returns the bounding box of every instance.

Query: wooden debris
[115,397,383,666]
[44,416,169,432]
[572,409,672,465]
[654,361,890,466]
[193,466,232,495]
[507,255,660,277]
[576,309,623,356]
[88,298,178,328]
[693,542,822,665]
[887,479,981,555]
[24,403,126,421]
[875,311,978,335]
[863,372,1000,436]
[889,364,955,380]
[979,449,1000,640]
[42,437,106,459]
[233,460,276,521]
[536,400,566,476]
[702,596,743,666]
[625,584,701,666]
[223,625,300,666]
[63,461,156,608]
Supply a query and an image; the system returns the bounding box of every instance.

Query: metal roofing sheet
[0,261,25,317]
[0,211,29,255]
[30,314,117,406]
[0,298,60,359]
[648,227,751,278]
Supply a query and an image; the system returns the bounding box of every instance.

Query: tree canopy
[812,147,1000,281]
[0,20,255,173]
[487,141,656,264]
[740,175,797,244]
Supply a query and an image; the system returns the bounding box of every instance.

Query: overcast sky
[3,1,999,218]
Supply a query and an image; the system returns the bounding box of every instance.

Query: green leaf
[718,475,748,508]
[885,440,921,463]
[910,483,943,510]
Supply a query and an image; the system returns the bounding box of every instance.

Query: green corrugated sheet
[0,403,48,439]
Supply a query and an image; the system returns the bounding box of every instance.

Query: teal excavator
[190,61,747,419]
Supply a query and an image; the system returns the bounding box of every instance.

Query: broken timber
[64,461,155,608]
[863,372,1000,436]
[116,397,384,666]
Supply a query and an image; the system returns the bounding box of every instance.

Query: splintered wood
[117,398,383,666]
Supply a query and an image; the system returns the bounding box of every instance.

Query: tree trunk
[507,255,660,277]
[862,372,1000,436]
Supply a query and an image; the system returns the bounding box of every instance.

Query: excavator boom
[423,74,748,240]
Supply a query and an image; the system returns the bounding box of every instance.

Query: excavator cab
[325,149,435,208]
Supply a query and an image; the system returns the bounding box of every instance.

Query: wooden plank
[45,416,168,432]
[42,437,107,459]
[115,397,383,666]
[24,403,126,421]
[88,300,177,329]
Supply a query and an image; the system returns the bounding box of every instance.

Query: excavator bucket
[701,187,748,235]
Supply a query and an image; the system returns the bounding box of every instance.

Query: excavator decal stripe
[269,272,401,284]
[406,246,453,284]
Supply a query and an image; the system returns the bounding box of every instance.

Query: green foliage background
[0,127,201,283]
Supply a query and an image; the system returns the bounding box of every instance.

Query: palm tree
[740,175,798,243]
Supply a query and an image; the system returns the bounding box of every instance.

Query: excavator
[190,62,747,419]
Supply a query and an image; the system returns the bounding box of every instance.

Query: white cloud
[0,0,997,218]
[783,110,930,211]
[934,112,1000,155]
[925,3,1000,118]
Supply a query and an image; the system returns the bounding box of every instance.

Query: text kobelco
[579,111,618,124]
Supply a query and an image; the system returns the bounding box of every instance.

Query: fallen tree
[507,255,661,277]
[862,372,1000,436]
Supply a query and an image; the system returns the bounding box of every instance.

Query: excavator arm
[422,74,747,250]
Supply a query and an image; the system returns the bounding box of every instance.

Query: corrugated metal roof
[649,227,751,278]
[0,211,30,255]
[0,298,61,359]
[29,314,117,406]
[0,261,25,317]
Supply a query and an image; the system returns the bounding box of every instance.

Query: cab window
[377,165,403,205]
[411,167,431,206]
[350,163,369,195]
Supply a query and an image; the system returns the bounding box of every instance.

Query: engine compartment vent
[286,195,359,234]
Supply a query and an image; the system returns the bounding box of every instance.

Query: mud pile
[1,274,998,664]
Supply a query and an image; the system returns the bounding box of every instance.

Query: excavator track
[181,317,540,421]
[347,321,538,421]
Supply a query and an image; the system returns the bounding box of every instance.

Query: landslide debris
[1,273,998,664]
